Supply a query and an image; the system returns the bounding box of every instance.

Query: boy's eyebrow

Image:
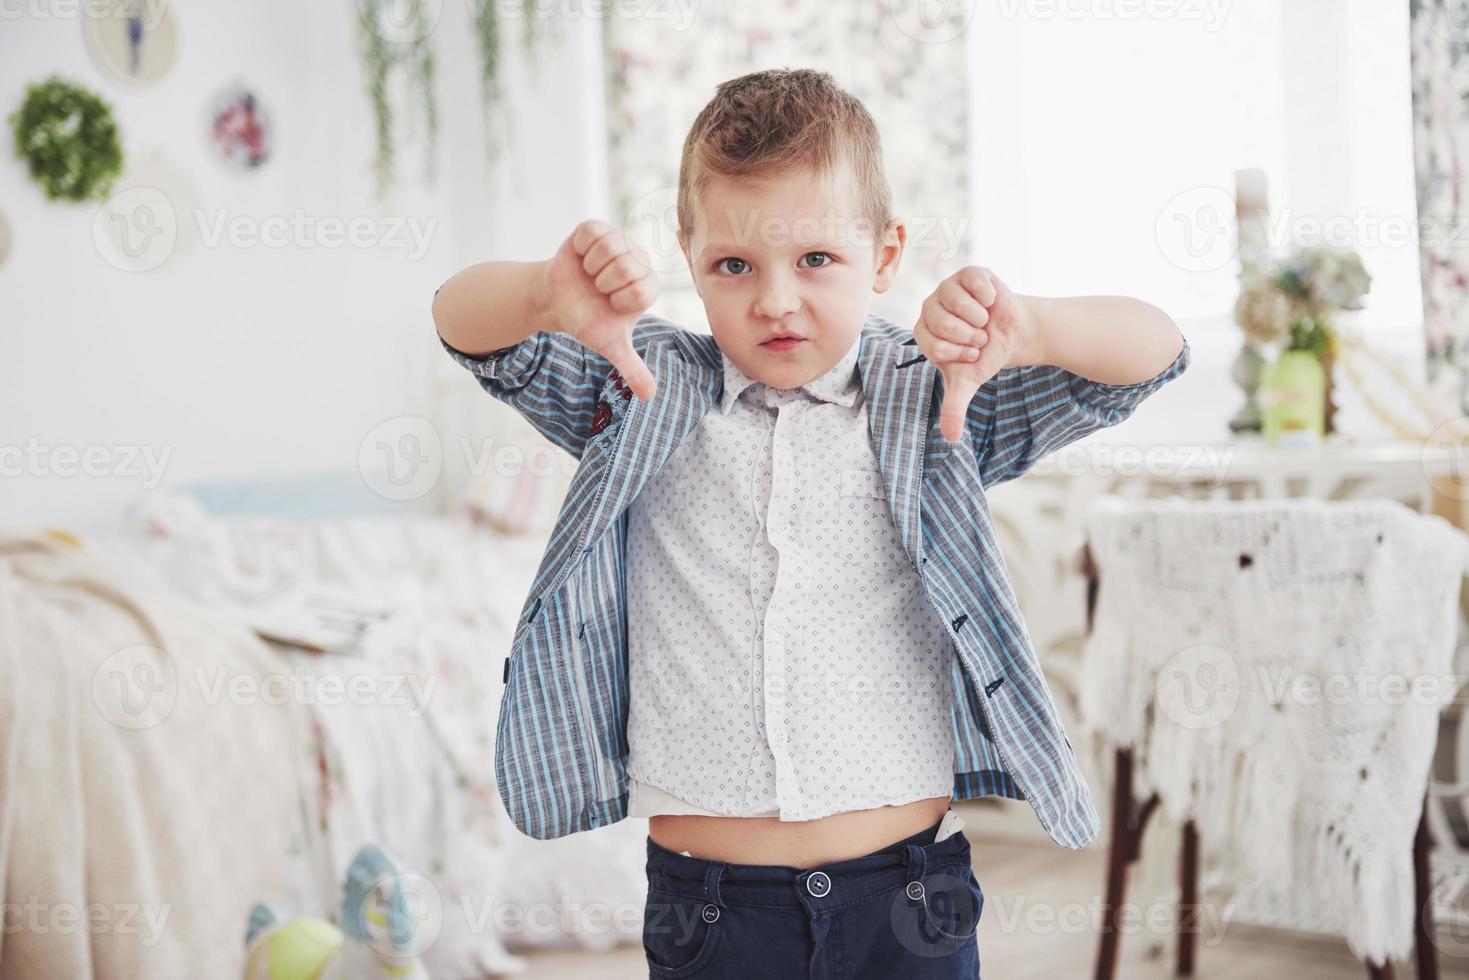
[699,239,847,259]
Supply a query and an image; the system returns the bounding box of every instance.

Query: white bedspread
[1,493,650,978]
[0,527,304,978]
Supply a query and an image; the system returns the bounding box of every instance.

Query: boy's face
[679,165,905,391]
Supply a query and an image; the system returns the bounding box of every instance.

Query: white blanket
[0,528,304,978]
[2,494,650,978]
[1080,496,1469,965]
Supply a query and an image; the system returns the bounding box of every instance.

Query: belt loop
[902,843,928,905]
[703,861,726,907]
[903,843,928,883]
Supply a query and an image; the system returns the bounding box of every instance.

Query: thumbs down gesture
[914,266,1039,443]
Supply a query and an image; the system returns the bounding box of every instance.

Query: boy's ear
[677,232,704,297]
[872,219,906,295]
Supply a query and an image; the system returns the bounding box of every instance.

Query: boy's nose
[754,282,801,320]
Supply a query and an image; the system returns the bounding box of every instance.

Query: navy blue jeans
[642,815,982,978]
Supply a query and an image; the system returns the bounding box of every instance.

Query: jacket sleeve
[437,325,618,460]
[967,332,1191,488]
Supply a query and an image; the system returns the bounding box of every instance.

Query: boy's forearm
[432,260,556,356]
[1011,295,1184,383]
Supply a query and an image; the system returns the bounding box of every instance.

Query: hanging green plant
[473,0,505,164]
[358,0,438,198]
[416,31,437,185]
[472,0,540,166]
[9,75,124,202]
[357,0,542,195]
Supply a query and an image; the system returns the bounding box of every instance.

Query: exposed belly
[647,795,952,868]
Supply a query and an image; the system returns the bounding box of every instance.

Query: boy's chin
[747,356,821,389]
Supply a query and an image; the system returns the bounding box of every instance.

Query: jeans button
[702,903,720,924]
[906,880,925,902]
[806,871,831,897]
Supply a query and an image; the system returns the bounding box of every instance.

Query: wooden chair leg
[1096,747,1133,980]
[1414,799,1438,980]
[1177,820,1198,977]
[1095,747,1160,980]
[1361,795,1437,980]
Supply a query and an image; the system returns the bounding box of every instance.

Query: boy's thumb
[604,338,657,401]
[938,370,978,444]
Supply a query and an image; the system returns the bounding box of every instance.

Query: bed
[0,483,649,979]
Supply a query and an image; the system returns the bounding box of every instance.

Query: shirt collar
[718,334,863,415]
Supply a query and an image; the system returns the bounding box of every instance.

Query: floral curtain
[1409,0,1469,411]
[603,2,971,333]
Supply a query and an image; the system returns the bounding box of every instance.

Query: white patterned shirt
[624,333,957,822]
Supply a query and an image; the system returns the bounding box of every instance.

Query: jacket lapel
[527,341,718,611]
[857,329,935,571]
[580,341,714,554]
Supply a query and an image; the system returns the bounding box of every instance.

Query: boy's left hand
[913,266,1034,443]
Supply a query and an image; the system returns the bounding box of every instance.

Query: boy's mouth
[760,336,806,352]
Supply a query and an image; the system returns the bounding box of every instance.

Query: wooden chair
[1080,542,1442,980]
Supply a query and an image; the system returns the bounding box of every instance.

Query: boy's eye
[714,253,833,275]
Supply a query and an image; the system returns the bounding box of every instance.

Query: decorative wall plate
[82,0,180,87]
[91,149,200,273]
[207,83,272,171]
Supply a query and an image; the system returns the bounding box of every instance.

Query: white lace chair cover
[1079,495,1469,965]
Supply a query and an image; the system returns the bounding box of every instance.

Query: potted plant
[1233,245,1372,444]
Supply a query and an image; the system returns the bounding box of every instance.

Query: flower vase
[1259,350,1325,447]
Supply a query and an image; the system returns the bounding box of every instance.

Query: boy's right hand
[541,219,659,400]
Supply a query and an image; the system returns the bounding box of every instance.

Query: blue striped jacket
[440,312,1190,848]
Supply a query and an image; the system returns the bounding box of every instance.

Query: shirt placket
[760,386,803,810]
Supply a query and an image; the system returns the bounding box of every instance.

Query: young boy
[433,69,1189,978]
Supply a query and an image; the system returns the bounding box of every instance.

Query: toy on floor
[244,844,433,980]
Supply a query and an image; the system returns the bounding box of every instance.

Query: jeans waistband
[644,812,971,913]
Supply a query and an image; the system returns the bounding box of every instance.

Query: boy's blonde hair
[677,68,893,250]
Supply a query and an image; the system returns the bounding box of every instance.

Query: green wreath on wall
[10,75,124,202]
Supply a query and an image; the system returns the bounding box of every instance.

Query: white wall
[966,0,1424,446]
[0,1,605,529]
[1,1,1429,528]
